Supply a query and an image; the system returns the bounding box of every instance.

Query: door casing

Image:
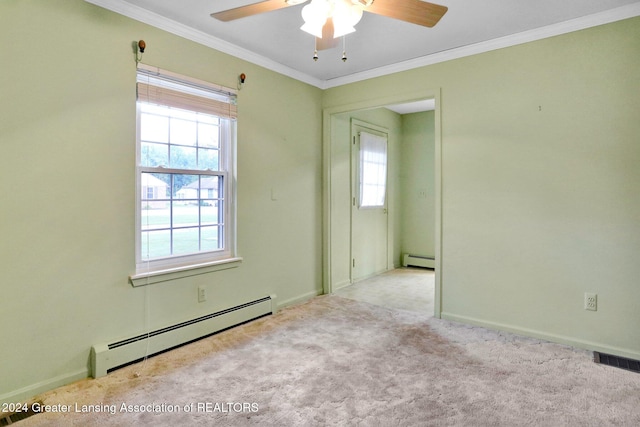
[322,88,443,318]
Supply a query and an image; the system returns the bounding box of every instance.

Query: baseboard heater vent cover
[91,295,276,378]
[594,352,640,374]
[402,254,435,269]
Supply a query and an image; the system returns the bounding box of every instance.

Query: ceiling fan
[211,0,448,53]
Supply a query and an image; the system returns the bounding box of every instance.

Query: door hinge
[353,136,356,145]
[353,197,356,206]
[352,259,355,267]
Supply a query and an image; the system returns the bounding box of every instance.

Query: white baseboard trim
[0,369,88,406]
[331,280,353,292]
[276,289,322,310]
[441,312,640,361]
[352,268,393,285]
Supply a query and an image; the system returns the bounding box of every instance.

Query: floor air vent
[92,296,276,378]
[594,352,640,373]
[0,401,42,426]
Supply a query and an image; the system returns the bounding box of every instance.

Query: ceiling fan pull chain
[313,37,319,61]
[342,36,347,62]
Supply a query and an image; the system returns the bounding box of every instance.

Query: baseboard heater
[402,254,435,269]
[91,295,276,378]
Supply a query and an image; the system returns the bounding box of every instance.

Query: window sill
[129,257,243,287]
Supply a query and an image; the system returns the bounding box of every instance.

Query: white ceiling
[87,0,640,89]
[385,99,435,114]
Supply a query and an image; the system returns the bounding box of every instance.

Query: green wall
[325,17,640,359]
[401,111,436,259]
[0,0,322,402]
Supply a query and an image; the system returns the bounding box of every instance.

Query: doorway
[322,90,443,318]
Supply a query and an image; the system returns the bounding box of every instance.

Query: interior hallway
[334,267,435,315]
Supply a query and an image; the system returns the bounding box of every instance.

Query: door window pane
[359,132,387,208]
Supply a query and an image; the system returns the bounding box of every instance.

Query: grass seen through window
[141,204,221,259]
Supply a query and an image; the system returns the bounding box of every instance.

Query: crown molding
[85,0,640,90]
[84,0,325,88]
[323,2,640,88]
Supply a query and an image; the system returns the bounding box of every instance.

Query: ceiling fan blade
[211,0,302,22]
[316,18,340,51]
[366,0,448,28]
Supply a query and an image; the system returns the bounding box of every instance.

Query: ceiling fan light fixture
[301,0,364,39]
[332,20,356,38]
[332,25,355,38]
[351,0,374,6]
[301,21,324,38]
[300,0,330,37]
[285,0,308,4]
[332,1,363,38]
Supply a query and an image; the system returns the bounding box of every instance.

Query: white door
[351,122,389,282]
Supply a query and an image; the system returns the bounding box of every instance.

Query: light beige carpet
[335,267,434,314]
[18,295,640,426]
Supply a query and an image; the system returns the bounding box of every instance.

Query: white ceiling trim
[86,0,640,90]
[84,0,325,87]
[324,2,640,88]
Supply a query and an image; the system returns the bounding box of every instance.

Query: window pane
[201,204,219,226]
[173,203,199,228]
[199,176,219,201]
[361,184,385,207]
[141,172,169,203]
[170,118,197,146]
[141,142,168,167]
[197,113,218,125]
[141,207,170,231]
[359,132,387,208]
[174,174,199,200]
[141,103,168,116]
[168,108,197,121]
[173,227,200,255]
[198,123,219,148]
[198,148,219,170]
[141,230,171,259]
[201,226,222,251]
[170,146,197,169]
[140,113,168,143]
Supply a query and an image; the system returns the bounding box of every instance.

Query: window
[136,65,237,273]
[358,131,387,208]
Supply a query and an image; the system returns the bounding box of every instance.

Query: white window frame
[133,65,239,279]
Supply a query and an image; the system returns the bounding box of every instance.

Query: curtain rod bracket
[134,40,146,64]
[237,73,246,90]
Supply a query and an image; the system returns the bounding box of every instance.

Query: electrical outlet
[584,293,597,311]
[198,286,206,303]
